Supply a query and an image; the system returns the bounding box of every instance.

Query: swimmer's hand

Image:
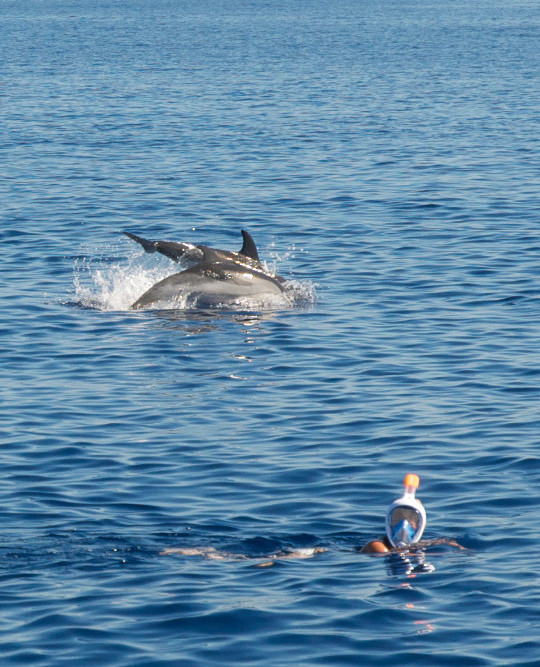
[422,537,467,550]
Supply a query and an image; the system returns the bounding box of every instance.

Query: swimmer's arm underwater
[159,546,326,566]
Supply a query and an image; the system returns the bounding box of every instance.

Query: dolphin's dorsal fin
[239,230,260,262]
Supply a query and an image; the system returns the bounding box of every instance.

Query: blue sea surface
[2,0,540,664]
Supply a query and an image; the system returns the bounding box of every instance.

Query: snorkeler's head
[385,475,426,548]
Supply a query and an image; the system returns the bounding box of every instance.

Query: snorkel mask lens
[389,508,423,547]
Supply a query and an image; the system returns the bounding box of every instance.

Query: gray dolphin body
[124,229,286,309]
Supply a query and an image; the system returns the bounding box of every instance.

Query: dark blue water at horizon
[2,0,540,664]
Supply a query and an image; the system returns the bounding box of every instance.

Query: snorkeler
[361,473,464,554]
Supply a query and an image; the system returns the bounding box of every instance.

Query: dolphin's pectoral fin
[239,230,260,262]
[124,232,203,263]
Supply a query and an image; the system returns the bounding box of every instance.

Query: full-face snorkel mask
[385,474,426,548]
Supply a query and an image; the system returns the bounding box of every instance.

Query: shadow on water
[145,307,282,334]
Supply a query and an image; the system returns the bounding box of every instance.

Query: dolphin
[124,229,286,309]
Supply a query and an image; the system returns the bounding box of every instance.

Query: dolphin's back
[130,264,284,309]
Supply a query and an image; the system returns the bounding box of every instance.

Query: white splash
[73,252,173,311]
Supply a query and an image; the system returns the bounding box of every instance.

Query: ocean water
[2,0,540,664]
